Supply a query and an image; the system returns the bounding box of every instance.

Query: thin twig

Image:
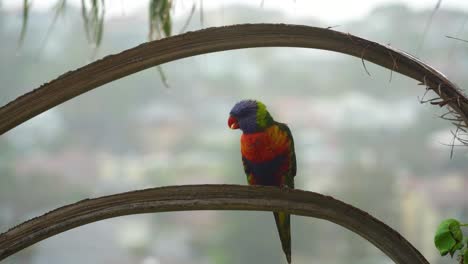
[18,0,31,47]
[450,126,460,158]
[446,35,468,43]
[361,45,371,76]
[418,88,431,104]
[157,65,170,88]
[417,0,442,54]
[36,0,68,57]
[387,50,399,83]
[179,2,196,34]
[446,14,468,61]
[326,25,341,30]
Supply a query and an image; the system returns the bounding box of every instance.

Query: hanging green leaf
[434,219,464,257]
[148,0,173,88]
[38,0,67,53]
[81,0,105,48]
[18,0,32,46]
[149,0,172,40]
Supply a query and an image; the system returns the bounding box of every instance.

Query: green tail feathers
[273,212,291,263]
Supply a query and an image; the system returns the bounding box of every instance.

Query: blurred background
[1,0,468,263]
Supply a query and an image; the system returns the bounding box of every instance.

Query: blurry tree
[333,161,401,262]
[2,1,468,264]
[0,137,88,263]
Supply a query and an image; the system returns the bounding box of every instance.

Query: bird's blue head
[228,99,273,134]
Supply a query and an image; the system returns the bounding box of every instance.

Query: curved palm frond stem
[1,24,467,137]
[0,184,429,263]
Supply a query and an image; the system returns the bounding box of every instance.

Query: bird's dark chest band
[242,154,287,186]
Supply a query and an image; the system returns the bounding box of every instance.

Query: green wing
[276,122,296,188]
[242,155,254,185]
[274,122,296,263]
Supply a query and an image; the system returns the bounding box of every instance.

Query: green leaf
[37,0,67,54]
[434,219,463,257]
[148,0,172,40]
[464,248,468,264]
[449,220,463,242]
[451,241,464,257]
[148,0,172,88]
[18,0,31,46]
[80,0,105,48]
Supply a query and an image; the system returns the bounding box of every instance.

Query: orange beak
[228,116,239,129]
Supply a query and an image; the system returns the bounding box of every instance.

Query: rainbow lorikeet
[228,99,296,263]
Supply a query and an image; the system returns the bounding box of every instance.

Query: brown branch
[0,185,428,263]
[1,23,467,138]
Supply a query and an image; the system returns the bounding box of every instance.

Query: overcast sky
[3,0,468,23]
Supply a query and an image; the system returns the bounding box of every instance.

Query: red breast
[241,126,289,163]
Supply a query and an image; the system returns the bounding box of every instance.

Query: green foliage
[18,0,31,46]
[464,247,468,264]
[48,1,67,33]
[148,0,172,40]
[434,218,468,262]
[19,0,178,85]
[148,0,173,88]
[20,0,177,47]
[38,0,67,53]
[81,0,105,47]
[434,219,463,256]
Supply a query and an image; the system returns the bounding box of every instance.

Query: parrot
[228,99,296,264]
